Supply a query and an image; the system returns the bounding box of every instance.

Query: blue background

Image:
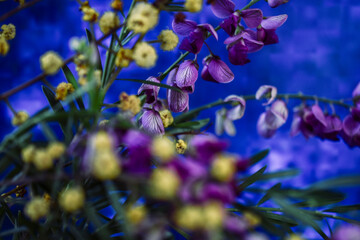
[1,0,360,238]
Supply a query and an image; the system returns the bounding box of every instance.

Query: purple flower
[190,134,228,164]
[267,0,289,8]
[257,100,288,138]
[201,55,234,83]
[176,60,198,92]
[340,108,360,148]
[224,30,264,65]
[172,13,218,54]
[141,107,165,135]
[138,76,160,104]
[257,14,288,45]
[240,9,263,28]
[220,12,240,36]
[209,0,235,18]
[333,224,360,240]
[255,85,278,105]
[166,67,189,113]
[352,82,360,107]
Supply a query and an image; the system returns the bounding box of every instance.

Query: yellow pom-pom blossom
[185,0,203,12]
[55,82,75,101]
[119,92,141,115]
[150,168,180,200]
[99,11,121,34]
[93,131,113,151]
[82,7,99,22]
[12,111,29,126]
[285,234,305,240]
[132,42,158,68]
[33,149,54,170]
[127,2,159,34]
[211,155,236,182]
[59,187,85,213]
[175,205,203,230]
[40,51,63,75]
[159,109,174,128]
[0,36,9,56]
[1,24,16,40]
[24,197,50,221]
[126,205,146,225]
[115,48,133,68]
[21,145,36,163]
[111,0,123,11]
[175,139,187,154]
[203,202,224,229]
[47,142,66,159]
[158,30,179,51]
[244,211,261,227]
[92,151,121,180]
[151,137,175,162]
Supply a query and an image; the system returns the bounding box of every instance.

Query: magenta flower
[175,60,198,92]
[141,106,165,135]
[224,30,264,65]
[172,13,218,54]
[340,108,360,147]
[166,67,189,113]
[138,76,160,104]
[257,14,288,45]
[220,12,240,36]
[201,55,234,83]
[190,134,228,164]
[257,100,288,138]
[267,0,289,8]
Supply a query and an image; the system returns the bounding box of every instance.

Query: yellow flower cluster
[40,51,63,75]
[24,197,50,221]
[12,111,29,126]
[158,30,179,51]
[210,154,236,182]
[59,187,85,213]
[176,139,187,154]
[132,42,158,68]
[119,92,141,115]
[151,137,175,162]
[159,109,174,128]
[1,24,16,40]
[115,48,133,68]
[55,82,75,101]
[0,36,9,56]
[285,234,305,240]
[243,211,261,227]
[126,205,146,225]
[150,168,180,200]
[99,11,121,34]
[185,0,203,12]
[127,2,159,34]
[111,0,123,11]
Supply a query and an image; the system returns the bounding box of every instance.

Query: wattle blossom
[257,100,288,138]
[201,55,234,83]
[166,67,189,112]
[255,85,277,105]
[267,0,289,8]
[172,13,218,54]
[138,76,160,104]
[257,14,288,45]
[176,60,198,92]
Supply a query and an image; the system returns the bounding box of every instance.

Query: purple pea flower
[166,67,189,112]
[176,60,198,92]
[267,0,289,8]
[257,14,288,45]
[340,108,360,147]
[138,76,160,104]
[224,30,264,65]
[352,82,360,107]
[172,13,218,54]
[190,134,228,164]
[141,105,165,135]
[257,100,288,138]
[201,55,234,83]
[255,85,277,105]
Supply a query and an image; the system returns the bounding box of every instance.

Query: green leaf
[294,190,345,208]
[256,183,282,207]
[238,166,267,190]
[308,175,360,190]
[62,65,86,110]
[259,169,299,181]
[0,226,28,237]
[261,212,298,227]
[173,119,210,129]
[323,204,360,213]
[86,29,103,71]
[249,149,270,166]
[117,78,183,93]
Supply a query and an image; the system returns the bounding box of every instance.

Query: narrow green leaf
[262,212,298,227]
[259,169,299,181]
[86,29,103,71]
[323,204,360,213]
[173,119,210,129]
[249,149,270,166]
[308,175,360,190]
[294,190,345,208]
[238,166,267,190]
[61,65,86,110]
[0,226,28,237]
[256,183,282,207]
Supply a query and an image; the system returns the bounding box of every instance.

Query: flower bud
[59,187,85,213]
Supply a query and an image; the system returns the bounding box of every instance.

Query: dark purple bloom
[141,108,164,135]
[257,100,288,138]
[257,14,288,45]
[176,60,198,91]
[172,13,218,54]
[340,109,360,147]
[255,85,277,105]
[220,12,240,36]
[268,0,289,8]
[138,76,160,104]
[240,9,263,28]
[209,0,235,18]
[352,82,360,107]
[167,158,207,181]
[190,134,228,164]
[166,67,189,112]
[201,55,234,83]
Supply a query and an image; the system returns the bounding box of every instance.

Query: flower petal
[210,0,235,18]
[257,112,277,138]
[167,87,189,113]
[224,95,246,120]
[264,100,288,129]
[240,9,263,28]
[255,85,277,105]
[172,17,197,36]
[176,60,199,88]
[207,57,235,83]
[179,30,205,54]
[227,42,250,66]
[261,14,288,30]
[198,23,218,41]
[138,76,160,104]
[141,109,165,135]
[268,0,289,8]
[220,13,240,36]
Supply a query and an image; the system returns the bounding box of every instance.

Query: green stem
[240,0,261,11]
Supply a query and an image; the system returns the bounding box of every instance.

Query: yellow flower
[12,111,29,126]
[55,82,75,101]
[127,2,159,34]
[0,36,9,56]
[150,168,180,200]
[151,137,175,162]
[211,154,236,182]
[175,139,187,154]
[111,0,123,11]
[159,109,174,128]
[119,92,141,115]
[285,234,305,240]
[175,205,203,230]
[93,131,113,151]
[24,197,50,221]
[47,142,66,159]
[40,51,63,75]
[126,205,146,225]
[82,7,99,22]
[21,145,36,163]
[158,30,179,51]
[15,0,25,6]
[1,24,16,40]
[185,0,203,12]
[115,48,133,68]
[33,149,54,170]
[132,42,157,68]
[99,11,121,34]
[92,151,121,180]
[59,187,85,213]
[244,211,261,227]
[203,202,224,229]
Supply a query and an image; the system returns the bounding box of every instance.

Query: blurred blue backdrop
[1,0,360,237]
